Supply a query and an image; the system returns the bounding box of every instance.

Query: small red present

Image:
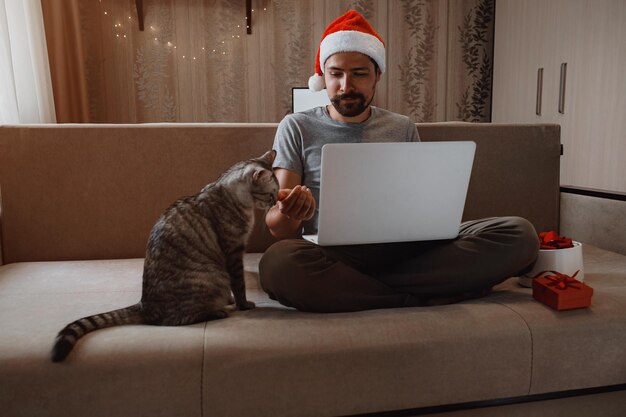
[532,270,593,310]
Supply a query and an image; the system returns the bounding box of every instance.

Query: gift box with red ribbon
[519,231,585,288]
[532,270,593,310]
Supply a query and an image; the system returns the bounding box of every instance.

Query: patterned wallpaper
[46,0,494,123]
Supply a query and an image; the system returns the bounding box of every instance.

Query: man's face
[323,52,381,119]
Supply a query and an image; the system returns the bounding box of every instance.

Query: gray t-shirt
[272,105,420,234]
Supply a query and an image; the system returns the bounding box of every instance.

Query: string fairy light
[101,0,269,59]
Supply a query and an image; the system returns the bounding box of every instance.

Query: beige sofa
[1,123,625,417]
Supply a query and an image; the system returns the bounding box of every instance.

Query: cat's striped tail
[50,303,144,363]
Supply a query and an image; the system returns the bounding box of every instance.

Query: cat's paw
[210,309,229,319]
[237,300,256,311]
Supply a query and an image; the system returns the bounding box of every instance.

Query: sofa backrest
[418,122,561,233]
[0,123,560,264]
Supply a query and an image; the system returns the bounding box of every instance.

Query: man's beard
[330,91,373,118]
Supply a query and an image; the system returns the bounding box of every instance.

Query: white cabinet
[492,0,626,193]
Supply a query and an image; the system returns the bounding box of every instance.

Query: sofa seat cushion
[0,259,207,417]
[1,245,625,417]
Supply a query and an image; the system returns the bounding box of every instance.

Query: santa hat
[308,10,385,92]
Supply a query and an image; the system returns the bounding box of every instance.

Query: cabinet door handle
[536,68,544,115]
[559,62,567,114]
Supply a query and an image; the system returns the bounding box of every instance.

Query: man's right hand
[277,185,316,221]
[265,169,317,239]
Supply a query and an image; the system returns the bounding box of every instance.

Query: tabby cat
[51,150,279,362]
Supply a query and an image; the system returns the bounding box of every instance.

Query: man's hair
[370,58,381,75]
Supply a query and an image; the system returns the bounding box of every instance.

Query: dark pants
[259,217,539,313]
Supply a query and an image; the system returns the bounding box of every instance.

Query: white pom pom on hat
[308,10,386,92]
[308,73,325,92]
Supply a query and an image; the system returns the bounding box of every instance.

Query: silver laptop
[303,141,476,246]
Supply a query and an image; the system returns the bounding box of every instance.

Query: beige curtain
[41,0,90,123]
[42,0,494,123]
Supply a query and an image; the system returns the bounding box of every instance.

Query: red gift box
[532,271,593,310]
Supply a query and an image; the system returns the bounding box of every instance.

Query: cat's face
[249,150,279,210]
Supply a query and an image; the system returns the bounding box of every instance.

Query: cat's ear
[259,150,276,165]
[252,168,272,183]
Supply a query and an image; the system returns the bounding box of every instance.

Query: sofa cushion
[0,124,280,263]
[0,260,205,417]
[1,245,625,417]
[0,123,560,263]
[0,260,530,417]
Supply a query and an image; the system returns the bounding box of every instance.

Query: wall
[42,0,494,123]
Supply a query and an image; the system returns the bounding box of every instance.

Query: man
[259,10,538,313]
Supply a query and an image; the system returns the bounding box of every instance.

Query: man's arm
[265,168,316,239]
